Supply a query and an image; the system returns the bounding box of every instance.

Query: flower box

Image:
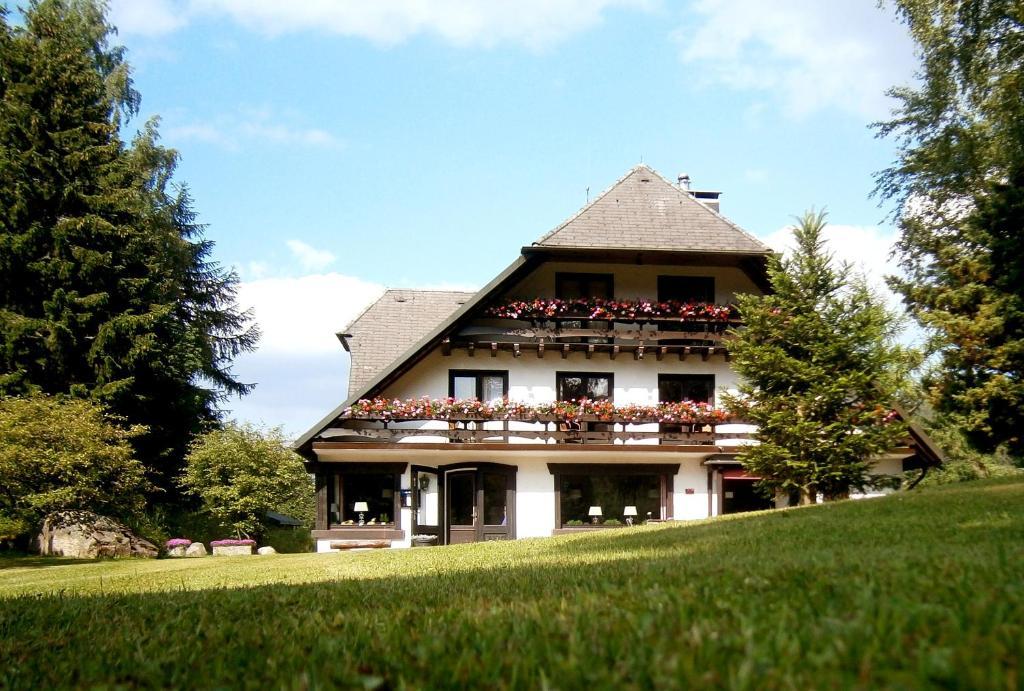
[210,539,255,556]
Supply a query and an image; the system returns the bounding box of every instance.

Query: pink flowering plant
[210,539,256,547]
[484,298,737,323]
[345,396,731,425]
[165,538,192,548]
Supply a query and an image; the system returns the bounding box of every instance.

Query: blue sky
[95,0,917,437]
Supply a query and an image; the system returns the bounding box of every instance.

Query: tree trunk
[799,487,817,505]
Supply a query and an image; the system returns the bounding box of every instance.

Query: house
[295,164,941,552]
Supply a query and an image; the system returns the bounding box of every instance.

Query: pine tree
[876,0,1024,459]
[725,211,912,504]
[0,1,258,496]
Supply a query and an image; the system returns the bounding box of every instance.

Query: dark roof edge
[292,255,533,454]
[521,246,773,258]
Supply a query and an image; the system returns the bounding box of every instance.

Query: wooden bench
[329,540,390,551]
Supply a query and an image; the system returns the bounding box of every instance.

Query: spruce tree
[0,0,258,497]
[725,211,912,504]
[876,0,1024,459]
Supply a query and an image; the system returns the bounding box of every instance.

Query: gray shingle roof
[343,289,475,396]
[534,164,772,254]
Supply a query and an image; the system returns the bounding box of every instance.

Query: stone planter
[411,534,438,548]
[212,544,254,556]
[166,545,188,558]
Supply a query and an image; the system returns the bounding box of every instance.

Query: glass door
[412,467,441,542]
[446,469,477,545]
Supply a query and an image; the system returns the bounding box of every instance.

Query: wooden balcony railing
[324,419,753,445]
[325,398,755,446]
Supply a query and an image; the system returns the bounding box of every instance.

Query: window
[555,272,614,299]
[448,370,509,401]
[326,466,402,527]
[659,374,715,404]
[556,273,614,344]
[658,275,715,303]
[559,474,662,525]
[549,463,677,528]
[557,372,613,401]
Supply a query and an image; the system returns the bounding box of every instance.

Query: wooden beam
[634,345,644,361]
[467,342,475,357]
[586,344,594,360]
[537,342,545,358]
[561,343,570,359]
[680,346,690,361]
[611,345,620,360]
[657,346,667,361]
[513,343,521,358]
[490,342,498,357]
[702,346,711,361]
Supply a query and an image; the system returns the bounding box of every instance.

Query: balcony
[441,298,740,360]
[321,397,756,447]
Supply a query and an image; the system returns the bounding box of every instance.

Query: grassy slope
[1,478,1022,690]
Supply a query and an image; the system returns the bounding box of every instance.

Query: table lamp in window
[623,505,638,526]
[353,501,369,526]
[588,506,603,525]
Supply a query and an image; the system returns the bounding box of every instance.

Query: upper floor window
[556,272,614,300]
[557,372,613,401]
[449,370,508,402]
[659,374,715,405]
[658,275,715,303]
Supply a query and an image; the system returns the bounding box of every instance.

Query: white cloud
[163,108,344,152]
[226,272,382,435]
[109,0,188,37]
[162,122,235,149]
[676,0,916,119]
[228,271,482,435]
[759,221,909,321]
[110,0,649,49]
[237,273,384,356]
[286,240,337,272]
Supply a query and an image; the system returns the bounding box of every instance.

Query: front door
[446,469,477,545]
[443,464,516,544]
[722,478,774,514]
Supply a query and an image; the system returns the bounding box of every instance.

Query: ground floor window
[325,464,404,528]
[549,463,678,528]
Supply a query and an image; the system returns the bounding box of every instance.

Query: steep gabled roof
[294,164,776,456]
[534,164,772,254]
[339,289,475,396]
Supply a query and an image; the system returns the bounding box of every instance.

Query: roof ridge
[533,164,650,246]
[643,167,773,253]
[383,288,477,294]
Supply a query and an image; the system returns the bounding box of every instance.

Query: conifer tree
[0,0,258,496]
[725,211,911,504]
[876,0,1024,459]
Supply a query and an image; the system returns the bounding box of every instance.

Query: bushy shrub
[180,423,313,540]
[0,395,151,542]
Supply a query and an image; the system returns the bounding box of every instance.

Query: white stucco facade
[302,169,924,553]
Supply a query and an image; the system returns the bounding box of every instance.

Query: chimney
[692,190,721,214]
[677,173,691,191]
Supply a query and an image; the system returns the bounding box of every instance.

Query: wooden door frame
[411,465,443,540]
[439,462,517,544]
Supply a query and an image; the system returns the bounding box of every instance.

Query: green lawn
[2,478,1022,690]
